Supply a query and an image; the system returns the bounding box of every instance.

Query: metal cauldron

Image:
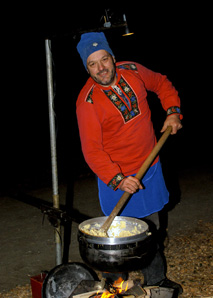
[78,216,156,272]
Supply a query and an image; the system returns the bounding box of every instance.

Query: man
[76,32,183,294]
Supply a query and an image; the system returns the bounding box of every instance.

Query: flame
[97,278,129,298]
[100,291,114,298]
[112,277,126,294]
[113,277,123,286]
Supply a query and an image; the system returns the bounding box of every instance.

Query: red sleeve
[135,63,183,119]
[76,100,125,188]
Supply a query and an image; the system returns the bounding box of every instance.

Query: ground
[0,165,212,297]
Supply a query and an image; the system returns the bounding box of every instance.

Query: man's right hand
[118,176,143,194]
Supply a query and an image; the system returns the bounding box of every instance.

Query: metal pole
[45,39,62,266]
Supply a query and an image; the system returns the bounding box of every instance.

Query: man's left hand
[161,114,182,135]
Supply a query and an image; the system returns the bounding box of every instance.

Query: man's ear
[113,56,116,64]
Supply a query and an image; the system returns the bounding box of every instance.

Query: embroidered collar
[102,75,140,123]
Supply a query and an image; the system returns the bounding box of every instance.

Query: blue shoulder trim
[117,63,138,71]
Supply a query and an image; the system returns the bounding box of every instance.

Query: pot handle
[123,256,142,259]
[78,235,86,244]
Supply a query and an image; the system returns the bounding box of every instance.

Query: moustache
[97,69,109,76]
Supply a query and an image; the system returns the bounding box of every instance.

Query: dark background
[2,4,211,194]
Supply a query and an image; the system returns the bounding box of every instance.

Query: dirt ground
[0,165,212,296]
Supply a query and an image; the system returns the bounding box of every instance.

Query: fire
[100,291,114,298]
[93,278,131,298]
[112,277,128,294]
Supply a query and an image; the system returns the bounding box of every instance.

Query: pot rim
[78,216,149,245]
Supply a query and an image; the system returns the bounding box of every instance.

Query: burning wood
[72,279,134,298]
[71,278,176,298]
[108,278,134,293]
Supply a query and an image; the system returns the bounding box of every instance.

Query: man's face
[87,50,116,87]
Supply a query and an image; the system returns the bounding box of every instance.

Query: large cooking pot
[78,216,156,273]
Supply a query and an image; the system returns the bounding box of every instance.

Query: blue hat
[77,32,114,70]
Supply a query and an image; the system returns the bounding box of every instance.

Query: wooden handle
[101,126,172,233]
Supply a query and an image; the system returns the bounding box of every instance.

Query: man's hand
[118,176,143,193]
[161,114,182,135]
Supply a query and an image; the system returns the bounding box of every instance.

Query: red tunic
[76,61,181,190]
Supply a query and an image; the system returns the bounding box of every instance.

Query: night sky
[2,4,211,193]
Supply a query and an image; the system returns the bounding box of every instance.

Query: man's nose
[97,61,105,71]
